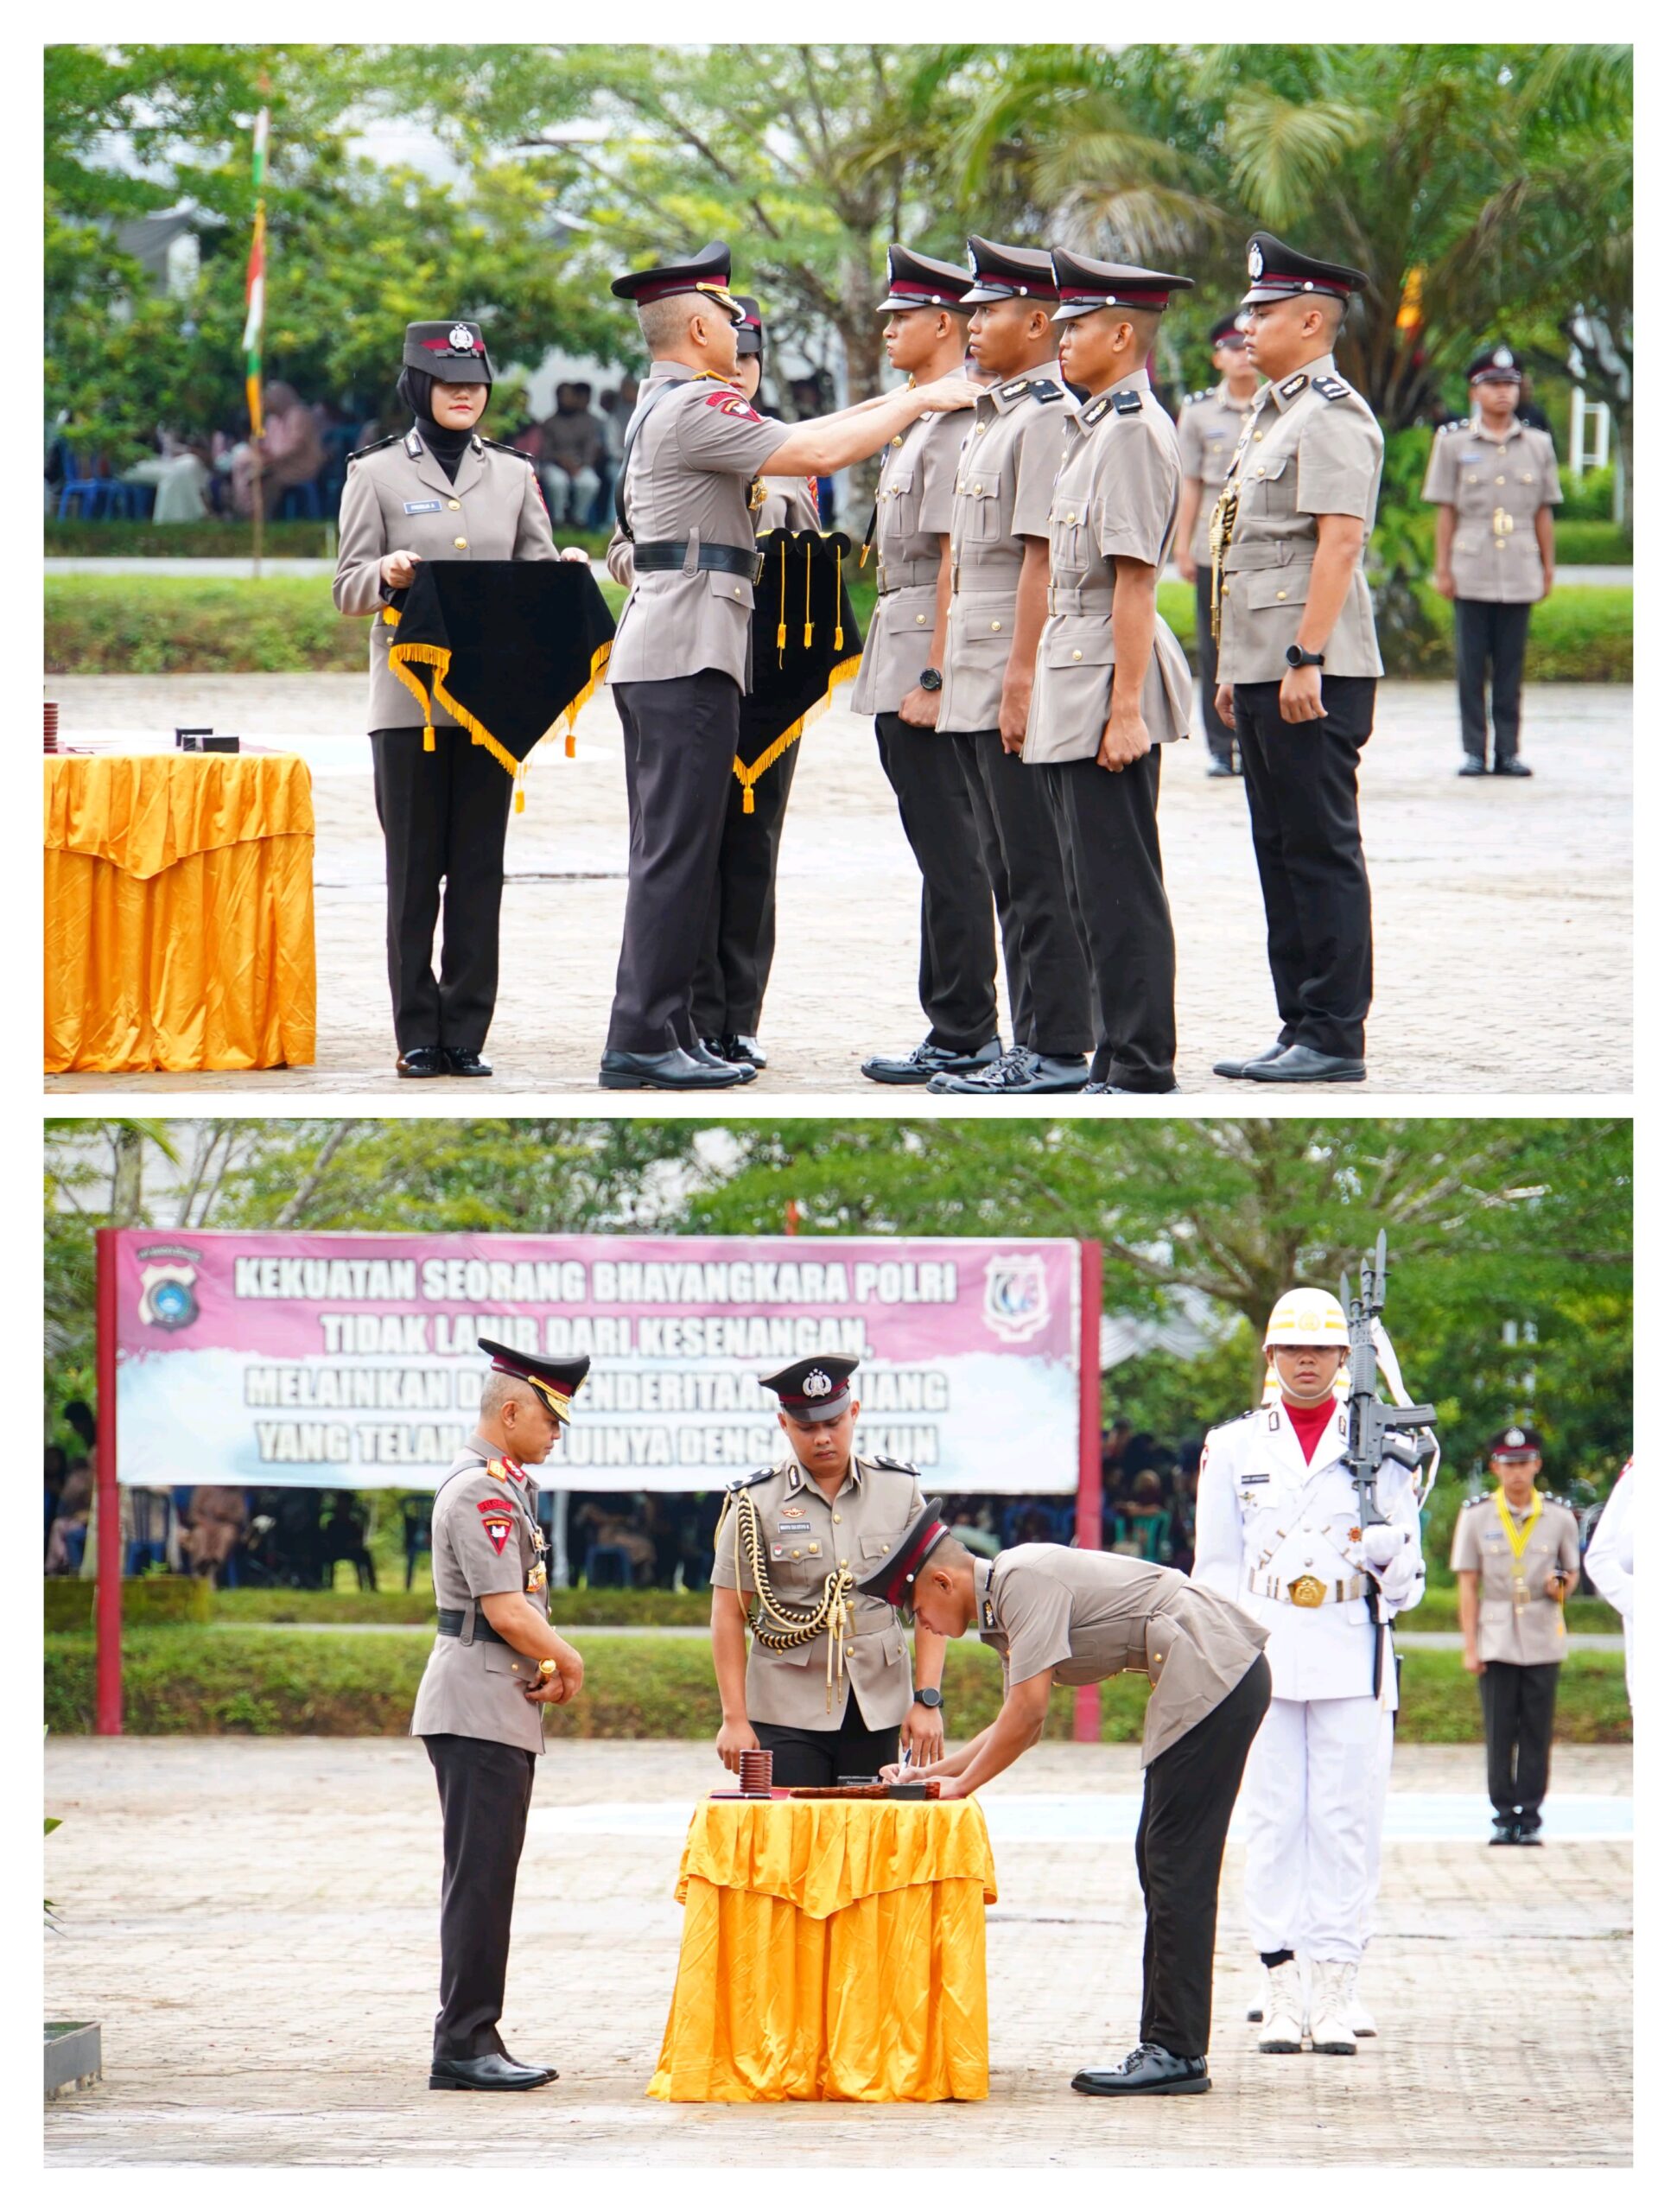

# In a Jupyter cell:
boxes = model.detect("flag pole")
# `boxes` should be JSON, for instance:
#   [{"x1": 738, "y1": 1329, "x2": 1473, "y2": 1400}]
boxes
[{"x1": 245, "y1": 104, "x2": 270, "y2": 579}]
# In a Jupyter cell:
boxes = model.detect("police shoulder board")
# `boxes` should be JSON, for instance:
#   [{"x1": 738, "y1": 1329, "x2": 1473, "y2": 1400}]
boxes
[
  {"x1": 1027, "y1": 378, "x2": 1067, "y2": 404},
  {"x1": 347, "y1": 432, "x2": 400, "y2": 464},
  {"x1": 1312, "y1": 375, "x2": 1351, "y2": 402},
  {"x1": 477, "y1": 435, "x2": 539, "y2": 468},
  {"x1": 725, "y1": 1465, "x2": 778, "y2": 1496},
  {"x1": 868, "y1": 1453, "x2": 924, "y2": 1478}
]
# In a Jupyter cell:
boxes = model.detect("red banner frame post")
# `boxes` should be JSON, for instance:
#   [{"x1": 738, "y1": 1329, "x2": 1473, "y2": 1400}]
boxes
[
  {"x1": 1074, "y1": 1238, "x2": 1103, "y2": 1745},
  {"x1": 94, "y1": 1227, "x2": 123, "y2": 1735}
]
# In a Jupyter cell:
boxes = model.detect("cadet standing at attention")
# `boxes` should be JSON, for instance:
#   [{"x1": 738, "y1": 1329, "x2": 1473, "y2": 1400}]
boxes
[
  {"x1": 873, "y1": 1502, "x2": 1270, "y2": 2095},
  {"x1": 1210, "y1": 234, "x2": 1386, "y2": 1089},
  {"x1": 410, "y1": 1339, "x2": 589, "y2": 2091},
  {"x1": 587, "y1": 242, "x2": 976, "y2": 1091},
  {"x1": 709, "y1": 1357, "x2": 948, "y2": 1786},
  {"x1": 1450, "y1": 1426, "x2": 1580, "y2": 1845},
  {"x1": 1020, "y1": 248, "x2": 1197, "y2": 1096},
  {"x1": 333, "y1": 320, "x2": 557, "y2": 1081},
  {"x1": 1174, "y1": 313, "x2": 1259, "y2": 778},
  {"x1": 851, "y1": 245, "x2": 1007, "y2": 1090},
  {"x1": 924, "y1": 236, "x2": 1095, "y2": 1099},
  {"x1": 1423, "y1": 345, "x2": 1561, "y2": 778}
]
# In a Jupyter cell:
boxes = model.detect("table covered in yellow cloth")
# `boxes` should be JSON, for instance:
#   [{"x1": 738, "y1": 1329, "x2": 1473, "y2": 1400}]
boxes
[
  {"x1": 45, "y1": 751, "x2": 316, "y2": 1073},
  {"x1": 648, "y1": 1795, "x2": 996, "y2": 2104}
]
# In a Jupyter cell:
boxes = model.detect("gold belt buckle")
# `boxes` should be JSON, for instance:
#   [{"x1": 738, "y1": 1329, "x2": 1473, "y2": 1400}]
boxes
[{"x1": 1287, "y1": 1573, "x2": 1327, "y2": 1609}]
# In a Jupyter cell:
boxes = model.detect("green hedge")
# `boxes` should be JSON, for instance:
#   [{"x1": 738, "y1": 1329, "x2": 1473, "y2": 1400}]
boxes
[
  {"x1": 1552, "y1": 519, "x2": 1632, "y2": 565},
  {"x1": 42, "y1": 1577, "x2": 211, "y2": 1632},
  {"x1": 43, "y1": 518, "x2": 615, "y2": 562},
  {"x1": 210, "y1": 1585, "x2": 712, "y2": 1627},
  {"x1": 42, "y1": 1628, "x2": 1629, "y2": 1742}
]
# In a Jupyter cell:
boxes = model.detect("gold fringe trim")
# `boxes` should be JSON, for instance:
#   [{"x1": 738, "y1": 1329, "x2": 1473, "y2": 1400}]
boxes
[
  {"x1": 733, "y1": 652, "x2": 861, "y2": 814},
  {"x1": 534, "y1": 639, "x2": 613, "y2": 761},
  {"x1": 386, "y1": 638, "x2": 441, "y2": 747}
]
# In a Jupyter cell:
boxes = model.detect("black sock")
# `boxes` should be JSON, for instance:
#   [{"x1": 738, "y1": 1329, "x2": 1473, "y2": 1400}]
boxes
[{"x1": 1260, "y1": 1948, "x2": 1294, "y2": 1968}]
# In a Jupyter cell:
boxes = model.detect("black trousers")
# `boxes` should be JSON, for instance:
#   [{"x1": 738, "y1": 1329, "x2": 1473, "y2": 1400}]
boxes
[
  {"x1": 950, "y1": 728, "x2": 1094, "y2": 1059},
  {"x1": 1134, "y1": 1653, "x2": 1270, "y2": 2058},
  {"x1": 1454, "y1": 599, "x2": 1533, "y2": 763},
  {"x1": 1194, "y1": 568, "x2": 1236, "y2": 766},
  {"x1": 751, "y1": 1689, "x2": 902, "y2": 1788},
  {"x1": 875, "y1": 713, "x2": 1001, "y2": 1053},
  {"x1": 607, "y1": 671, "x2": 740, "y2": 1053},
  {"x1": 371, "y1": 728, "x2": 514, "y2": 1053},
  {"x1": 690, "y1": 714, "x2": 800, "y2": 1039},
  {"x1": 1041, "y1": 747, "x2": 1177, "y2": 1090},
  {"x1": 1233, "y1": 677, "x2": 1376, "y2": 1059},
  {"x1": 423, "y1": 1732, "x2": 537, "y2": 2061},
  {"x1": 1479, "y1": 1660, "x2": 1560, "y2": 1824}
]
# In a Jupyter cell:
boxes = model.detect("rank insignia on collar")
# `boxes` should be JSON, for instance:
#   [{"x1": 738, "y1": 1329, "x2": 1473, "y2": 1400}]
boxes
[
  {"x1": 980, "y1": 1595, "x2": 997, "y2": 1632},
  {"x1": 1279, "y1": 372, "x2": 1308, "y2": 400},
  {"x1": 1084, "y1": 397, "x2": 1111, "y2": 423},
  {"x1": 1312, "y1": 376, "x2": 1350, "y2": 400},
  {"x1": 404, "y1": 429, "x2": 424, "y2": 456},
  {"x1": 1000, "y1": 378, "x2": 1030, "y2": 398}
]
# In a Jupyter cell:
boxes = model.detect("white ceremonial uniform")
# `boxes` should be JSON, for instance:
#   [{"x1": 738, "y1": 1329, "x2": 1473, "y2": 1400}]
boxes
[
  {"x1": 1585, "y1": 1459, "x2": 1634, "y2": 1705},
  {"x1": 1193, "y1": 1399, "x2": 1422, "y2": 1965}
]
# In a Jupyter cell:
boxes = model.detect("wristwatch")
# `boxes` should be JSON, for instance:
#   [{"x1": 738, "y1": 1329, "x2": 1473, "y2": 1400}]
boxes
[
  {"x1": 917, "y1": 667, "x2": 943, "y2": 693},
  {"x1": 1285, "y1": 643, "x2": 1326, "y2": 668},
  {"x1": 912, "y1": 1686, "x2": 943, "y2": 1709}
]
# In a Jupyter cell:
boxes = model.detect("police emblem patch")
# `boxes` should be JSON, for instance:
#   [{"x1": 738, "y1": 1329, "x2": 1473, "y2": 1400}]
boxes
[
  {"x1": 705, "y1": 392, "x2": 762, "y2": 420},
  {"x1": 480, "y1": 1516, "x2": 512, "y2": 1556},
  {"x1": 1248, "y1": 241, "x2": 1265, "y2": 278},
  {"x1": 1493, "y1": 346, "x2": 1514, "y2": 368},
  {"x1": 802, "y1": 1367, "x2": 832, "y2": 1399},
  {"x1": 448, "y1": 323, "x2": 475, "y2": 352}
]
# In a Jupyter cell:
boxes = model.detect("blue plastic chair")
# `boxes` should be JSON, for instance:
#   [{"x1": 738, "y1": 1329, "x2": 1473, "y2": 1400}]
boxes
[
  {"x1": 55, "y1": 446, "x2": 111, "y2": 519},
  {"x1": 583, "y1": 1543, "x2": 632, "y2": 1588},
  {"x1": 276, "y1": 479, "x2": 324, "y2": 521}
]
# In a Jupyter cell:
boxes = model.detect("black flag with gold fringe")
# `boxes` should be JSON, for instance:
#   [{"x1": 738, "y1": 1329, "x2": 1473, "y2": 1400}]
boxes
[
  {"x1": 738, "y1": 528, "x2": 862, "y2": 813},
  {"x1": 383, "y1": 559, "x2": 616, "y2": 810}
]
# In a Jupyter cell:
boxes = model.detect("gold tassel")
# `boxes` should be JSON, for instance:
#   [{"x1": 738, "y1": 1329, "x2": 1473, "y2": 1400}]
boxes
[
  {"x1": 776, "y1": 543, "x2": 787, "y2": 664},
  {"x1": 741, "y1": 785, "x2": 756, "y2": 815},
  {"x1": 423, "y1": 726, "x2": 435, "y2": 752},
  {"x1": 803, "y1": 541, "x2": 813, "y2": 648},
  {"x1": 514, "y1": 763, "x2": 527, "y2": 814},
  {"x1": 834, "y1": 539, "x2": 845, "y2": 650},
  {"x1": 731, "y1": 651, "x2": 862, "y2": 812}
]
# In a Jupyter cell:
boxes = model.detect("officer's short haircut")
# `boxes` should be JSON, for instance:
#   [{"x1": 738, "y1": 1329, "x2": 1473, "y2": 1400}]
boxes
[
  {"x1": 1125, "y1": 305, "x2": 1164, "y2": 353},
  {"x1": 925, "y1": 1532, "x2": 974, "y2": 1574},
  {"x1": 1315, "y1": 294, "x2": 1347, "y2": 339},
  {"x1": 638, "y1": 295, "x2": 712, "y2": 352},
  {"x1": 480, "y1": 1370, "x2": 535, "y2": 1421}
]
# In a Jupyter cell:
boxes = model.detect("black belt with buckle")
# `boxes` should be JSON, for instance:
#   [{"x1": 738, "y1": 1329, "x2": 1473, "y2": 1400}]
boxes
[
  {"x1": 632, "y1": 539, "x2": 762, "y2": 582},
  {"x1": 435, "y1": 1606, "x2": 511, "y2": 1647}
]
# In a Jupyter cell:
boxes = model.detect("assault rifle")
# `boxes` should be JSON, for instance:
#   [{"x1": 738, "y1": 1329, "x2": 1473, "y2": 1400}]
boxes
[{"x1": 1338, "y1": 1231, "x2": 1438, "y2": 1531}]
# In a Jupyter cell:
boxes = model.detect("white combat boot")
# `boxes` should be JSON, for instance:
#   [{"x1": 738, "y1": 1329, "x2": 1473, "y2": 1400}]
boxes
[
  {"x1": 1342, "y1": 1961, "x2": 1376, "y2": 2037},
  {"x1": 1256, "y1": 1958, "x2": 1305, "y2": 2054},
  {"x1": 1307, "y1": 1961, "x2": 1358, "y2": 2055}
]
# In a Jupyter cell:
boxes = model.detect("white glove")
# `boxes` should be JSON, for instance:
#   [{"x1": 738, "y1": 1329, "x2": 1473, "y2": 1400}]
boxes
[{"x1": 1360, "y1": 1524, "x2": 1405, "y2": 1571}]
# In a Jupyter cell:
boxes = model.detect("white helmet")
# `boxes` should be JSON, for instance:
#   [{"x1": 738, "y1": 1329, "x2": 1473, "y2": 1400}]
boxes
[{"x1": 1264, "y1": 1288, "x2": 1350, "y2": 1350}]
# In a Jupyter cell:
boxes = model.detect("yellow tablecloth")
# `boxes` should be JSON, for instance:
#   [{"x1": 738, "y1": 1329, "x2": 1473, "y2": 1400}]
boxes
[
  {"x1": 45, "y1": 752, "x2": 316, "y2": 1073},
  {"x1": 648, "y1": 1795, "x2": 996, "y2": 2103}
]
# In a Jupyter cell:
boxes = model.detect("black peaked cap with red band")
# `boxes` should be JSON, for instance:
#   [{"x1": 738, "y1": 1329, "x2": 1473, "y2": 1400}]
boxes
[
  {"x1": 759, "y1": 1354, "x2": 858, "y2": 1427},
  {"x1": 733, "y1": 295, "x2": 764, "y2": 358},
  {"x1": 610, "y1": 239, "x2": 743, "y2": 322},
  {"x1": 961, "y1": 236, "x2": 1058, "y2": 307},
  {"x1": 402, "y1": 320, "x2": 494, "y2": 385},
  {"x1": 1208, "y1": 310, "x2": 1249, "y2": 347},
  {"x1": 1468, "y1": 343, "x2": 1522, "y2": 382},
  {"x1": 1051, "y1": 248, "x2": 1195, "y2": 323},
  {"x1": 1488, "y1": 1423, "x2": 1544, "y2": 1459},
  {"x1": 854, "y1": 1499, "x2": 950, "y2": 1606},
  {"x1": 1240, "y1": 232, "x2": 1369, "y2": 308},
  {"x1": 877, "y1": 243, "x2": 973, "y2": 314},
  {"x1": 479, "y1": 1337, "x2": 589, "y2": 1422}
]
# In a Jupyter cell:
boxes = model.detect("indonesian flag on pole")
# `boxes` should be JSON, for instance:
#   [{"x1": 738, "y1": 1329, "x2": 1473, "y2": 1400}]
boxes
[{"x1": 243, "y1": 109, "x2": 269, "y2": 438}]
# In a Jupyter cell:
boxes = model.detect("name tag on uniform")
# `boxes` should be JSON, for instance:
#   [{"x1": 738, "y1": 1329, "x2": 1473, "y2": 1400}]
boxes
[
  {"x1": 777, "y1": 1518, "x2": 812, "y2": 1534},
  {"x1": 403, "y1": 499, "x2": 443, "y2": 514},
  {"x1": 1242, "y1": 1471, "x2": 1269, "y2": 1484}
]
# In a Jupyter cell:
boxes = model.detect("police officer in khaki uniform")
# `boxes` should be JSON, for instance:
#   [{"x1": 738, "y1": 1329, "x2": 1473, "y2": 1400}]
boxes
[
  {"x1": 1451, "y1": 1425, "x2": 1580, "y2": 1845},
  {"x1": 872, "y1": 1503, "x2": 1270, "y2": 2096},
  {"x1": 708, "y1": 1355, "x2": 948, "y2": 1786},
  {"x1": 590, "y1": 242, "x2": 976, "y2": 1091},
  {"x1": 1021, "y1": 248, "x2": 1197, "y2": 1096},
  {"x1": 924, "y1": 237, "x2": 1095, "y2": 1098},
  {"x1": 1210, "y1": 234, "x2": 1386, "y2": 1089},
  {"x1": 1175, "y1": 314, "x2": 1259, "y2": 776},
  {"x1": 852, "y1": 246, "x2": 1007, "y2": 1090},
  {"x1": 1423, "y1": 346, "x2": 1562, "y2": 779},
  {"x1": 334, "y1": 320, "x2": 557, "y2": 1080},
  {"x1": 410, "y1": 1338, "x2": 589, "y2": 2090}
]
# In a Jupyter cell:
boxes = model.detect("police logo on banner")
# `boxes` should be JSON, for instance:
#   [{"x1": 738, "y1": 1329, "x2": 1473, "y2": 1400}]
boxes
[
  {"x1": 981, "y1": 1252, "x2": 1051, "y2": 1344},
  {"x1": 136, "y1": 1243, "x2": 202, "y2": 1332}
]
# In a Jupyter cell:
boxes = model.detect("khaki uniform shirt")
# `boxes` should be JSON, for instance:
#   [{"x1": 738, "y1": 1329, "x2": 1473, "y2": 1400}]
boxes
[
  {"x1": 937, "y1": 370, "x2": 1078, "y2": 734},
  {"x1": 607, "y1": 361, "x2": 794, "y2": 692},
  {"x1": 756, "y1": 474, "x2": 822, "y2": 534},
  {"x1": 711, "y1": 1452, "x2": 930, "y2": 1732},
  {"x1": 1176, "y1": 385, "x2": 1255, "y2": 564},
  {"x1": 975, "y1": 1544, "x2": 1267, "y2": 1767},
  {"x1": 1421, "y1": 416, "x2": 1562, "y2": 604},
  {"x1": 1450, "y1": 1491, "x2": 1580, "y2": 1666},
  {"x1": 333, "y1": 430, "x2": 557, "y2": 734},
  {"x1": 1215, "y1": 355, "x2": 1385, "y2": 685},
  {"x1": 849, "y1": 405, "x2": 968, "y2": 715},
  {"x1": 1022, "y1": 370, "x2": 1195, "y2": 766},
  {"x1": 410, "y1": 1435, "x2": 551, "y2": 1756}
]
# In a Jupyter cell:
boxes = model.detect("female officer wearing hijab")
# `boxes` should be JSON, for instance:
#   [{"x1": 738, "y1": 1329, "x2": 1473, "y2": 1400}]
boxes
[{"x1": 333, "y1": 320, "x2": 556, "y2": 1078}]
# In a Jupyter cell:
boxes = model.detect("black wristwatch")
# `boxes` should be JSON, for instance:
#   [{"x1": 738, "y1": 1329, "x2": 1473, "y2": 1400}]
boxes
[
  {"x1": 917, "y1": 667, "x2": 943, "y2": 693},
  {"x1": 1285, "y1": 643, "x2": 1326, "y2": 669},
  {"x1": 912, "y1": 1686, "x2": 943, "y2": 1709}
]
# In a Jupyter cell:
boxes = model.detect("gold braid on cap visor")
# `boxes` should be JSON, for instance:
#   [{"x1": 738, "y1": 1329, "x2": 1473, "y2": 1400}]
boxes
[
  {"x1": 527, "y1": 1376, "x2": 574, "y2": 1424},
  {"x1": 718, "y1": 1489, "x2": 857, "y2": 1712}
]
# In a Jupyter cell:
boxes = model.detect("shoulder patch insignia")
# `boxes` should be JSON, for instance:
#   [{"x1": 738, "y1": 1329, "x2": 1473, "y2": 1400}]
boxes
[
  {"x1": 1112, "y1": 390, "x2": 1143, "y2": 415},
  {"x1": 1312, "y1": 376, "x2": 1350, "y2": 401},
  {"x1": 1027, "y1": 378, "x2": 1064, "y2": 403},
  {"x1": 1279, "y1": 372, "x2": 1309, "y2": 400},
  {"x1": 479, "y1": 1514, "x2": 513, "y2": 1557},
  {"x1": 704, "y1": 392, "x2": 763, "y2": 421},
  {"x1": 348, "y1": 433, "x2": 399, "y2": 464}
]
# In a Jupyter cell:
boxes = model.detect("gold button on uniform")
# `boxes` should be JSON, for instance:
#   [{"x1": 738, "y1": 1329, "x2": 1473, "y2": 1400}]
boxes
[
  {"x1": 1072, "y1": 649, "x2": 1083, "y2": 661},
  {"x1": 915, "y1": 614, "x2": 926, "y2": 626},
  {"x1": 448, "y1": 499, "x2": 461, "y2": 511},
  {"x1": 454, "y1": 537, "x2": 467, "y2": 550},
  {"x1": 891, "y1": 435, "x2": 904, "y2": 448},
  {"x1": 1276, "y1": 590, "x2": 1288, "y2": 601},
  {"x1": 833, "y1": 1513, "x2": 842, "y2": 1525},
  {"x1": 846, "y1": 1646, "x2": 855, "y2": 1658},
  {"x1": 990, "y1": 620, "x2": 1001, "y2": 631}
]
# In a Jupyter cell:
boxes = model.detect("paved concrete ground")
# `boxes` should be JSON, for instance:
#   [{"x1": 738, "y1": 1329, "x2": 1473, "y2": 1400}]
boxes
[
  {"x1": 47, "y1": 672, "x2": 1631, "y2": 1096},
  {"x1": 43, "y1": 1737, "x2": 1630, "y2": 2166}
]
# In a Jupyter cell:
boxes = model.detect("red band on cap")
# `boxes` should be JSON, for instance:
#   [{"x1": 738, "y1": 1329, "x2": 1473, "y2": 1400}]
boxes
[
  {"x1": 422, "y1": 337, "x2": 485, "y2": 353},
  {"x1": 884, "y1": 1518, "x2": 949, "y2": 1606}
]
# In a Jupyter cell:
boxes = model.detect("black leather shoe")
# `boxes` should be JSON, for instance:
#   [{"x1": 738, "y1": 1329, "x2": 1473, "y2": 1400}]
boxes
[
  {"x1": 1072, "y1": 2044, "x2": 1210, "y2": 2097},
  {"x1": 429, "y1": 2051, "x2": 554, "y2": 2091},
  {"x1": 504, "y1": 2052, "x2": 560, "y2": 2082},
  {"x1": 1084, "y1": 1081, "x2": 1183, "y2": 1094},
  {"x1": 1206, "y1": 760, "x2": 1241, "y2": 779},
  {"x1": 1458, "y1": 758, "x2": 1489, "y2": 778},
  {"x1": 598, "y1": 1048, "x2": 747, "y2": 1090},
  {"x1": 397, "y1": 1046, "x2": 446, "y2": 1078},
  {"x1": 441, "y1": 1048, "x2": 492, "y2": 1077},
  {"x1": 1492, "y1": 758, "x2": 1534, "y2": 778},
  {"x1": 692, "y1": 1039, "x2": 757, "y2": 1081},
  {"x1": 1212, "y1": 1041, "x2": 1286, "y2": 1079},
  {"x1": 719, "y1": 1033, "x2": 767, "y2": 1069},
  {"x1": 928, "y1": 1048, "x2": 1091, "y2": 1096},
  {"x1": 861, "y1": 1037, "x2": 1002, "y2": 1085},
  {"x1": 1489, "y1": 1817, "x2": 1521, "y2": 1846},
  {"x1": 1243, "y1": 1044, "x2": 1366, "y2": 1084}
]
